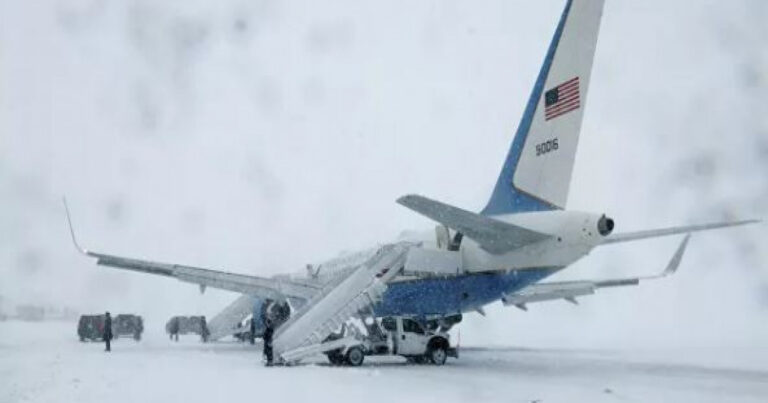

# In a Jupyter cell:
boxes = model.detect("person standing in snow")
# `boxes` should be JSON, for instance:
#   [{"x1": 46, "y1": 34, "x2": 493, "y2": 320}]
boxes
[
  {"x1": 169, "y1": 317, "x2": 180, "y2": 341},
  {"x1": 200, "y1": 316, "x2": 209, "y2": 343},
  {"x1": 249, "y1": 317, "x2": 256, "y2": 345},
  {"x1": 103, "y1": 312, "x2": 113, "y2": 352},
  {"x1": 263, "y1": 319, "x2": 274, "y2": 366}
]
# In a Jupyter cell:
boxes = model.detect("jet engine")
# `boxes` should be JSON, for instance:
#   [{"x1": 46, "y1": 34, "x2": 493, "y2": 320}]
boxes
[{"x1": 597, "y1": 214, "x2": 615, "y2": 236}]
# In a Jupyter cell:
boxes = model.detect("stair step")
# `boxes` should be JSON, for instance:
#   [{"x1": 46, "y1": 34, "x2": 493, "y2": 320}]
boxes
[{"x1": 272, "y1": 243, "x2": 408, "y2": 362}]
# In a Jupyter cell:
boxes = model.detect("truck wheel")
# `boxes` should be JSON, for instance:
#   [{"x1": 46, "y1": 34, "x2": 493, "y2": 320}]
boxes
[
  {"x1": 428, "y1": 347, "x2": 447, "y2": 366},
  {"x1": 345, "y1": 346, "x2": 364, "y2": 367},
  {"x1": 327, "y1": 351, "x2": 344, "y2": 366}
]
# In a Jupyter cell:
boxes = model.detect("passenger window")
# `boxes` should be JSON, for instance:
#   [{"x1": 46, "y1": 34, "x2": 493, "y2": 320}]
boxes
[
  {"x1": 402, "y1": 319, "x2": 425, "y2": 335},
  {"x1": 381, "y1": 317, "x2": 396, "y2": 331}
]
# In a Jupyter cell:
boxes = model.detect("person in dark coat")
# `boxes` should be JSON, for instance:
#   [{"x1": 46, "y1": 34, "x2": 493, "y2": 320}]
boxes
[
  {"x1": 169, "y1": 317, "x2": 180, "y2": 341},
  {"x1": 200, "y1": 316, "x2": 209, "y2": 343},
  {"x1": 263, "y1": 319, "x2": 274, "y2": 366},
  {"x1": 103, "y1": 312, "x2": 113, "y2": 352}
]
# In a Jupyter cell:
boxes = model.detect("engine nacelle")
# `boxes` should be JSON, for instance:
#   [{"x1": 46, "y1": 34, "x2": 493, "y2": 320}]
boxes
[
  {"x1": 597, "y1": 214, "x2": 615, "y2": 236},
  {"x1": 460, "y1": 210, "x2": 617, "y2": 271}
]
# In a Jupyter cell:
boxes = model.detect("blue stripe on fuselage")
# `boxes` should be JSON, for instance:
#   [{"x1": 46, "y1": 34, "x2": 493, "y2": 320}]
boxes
[{"x1": 373, "y1": 268, "x2": 559, "y2": 317}]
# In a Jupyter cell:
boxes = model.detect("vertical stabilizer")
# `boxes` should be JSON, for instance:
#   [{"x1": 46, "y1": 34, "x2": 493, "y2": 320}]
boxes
[{"x1": 483, "y1": 0, "x2": 605, "y2": 215}]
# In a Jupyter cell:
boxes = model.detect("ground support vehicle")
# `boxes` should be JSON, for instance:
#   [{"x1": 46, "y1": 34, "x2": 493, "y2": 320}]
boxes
[
  {"x1": 77, "y1": 314, "x2": 105, "y2": 342},
  {"x1": 283, "y1": 316, "x2": 458, "y2": 366},
  {"x1": 113, "y1": 314, "x2": 143, "y2": 341}
]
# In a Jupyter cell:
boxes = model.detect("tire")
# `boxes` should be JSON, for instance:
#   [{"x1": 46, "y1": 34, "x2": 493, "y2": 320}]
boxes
[
  {"x1": 428, "y1": 346, "x2": 447, "y2": 366},
  {"x1": 345, "y1": 346, "x2": 365, "y2": 367},
  {"x1": 327, "y1": 351, "x2": 344, "y2": 366}
]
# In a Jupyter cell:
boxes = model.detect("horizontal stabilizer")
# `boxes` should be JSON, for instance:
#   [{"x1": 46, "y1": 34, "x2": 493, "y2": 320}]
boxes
[
  {"x1": 397, "y1": 194, "x2": 550, "y2": 254},
  {"x1": 602, "y1": 220, "x2": 759, "y2": 245}
]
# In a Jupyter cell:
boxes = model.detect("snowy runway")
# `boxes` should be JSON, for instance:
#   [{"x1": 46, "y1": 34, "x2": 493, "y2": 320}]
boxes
[{"x1": 3, "y1": 321, "x2": 767, "y2": 403}]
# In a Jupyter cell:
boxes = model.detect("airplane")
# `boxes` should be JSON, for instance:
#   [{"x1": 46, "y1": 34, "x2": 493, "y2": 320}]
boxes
[{"x1": 65, "y1": 0, "x2": 757, "y2": 355}]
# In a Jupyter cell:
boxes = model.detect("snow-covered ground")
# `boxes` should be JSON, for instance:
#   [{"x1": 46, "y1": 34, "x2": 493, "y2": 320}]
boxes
[{"x1": 3, "y1": 320, "x2": 767, "y2": 403}]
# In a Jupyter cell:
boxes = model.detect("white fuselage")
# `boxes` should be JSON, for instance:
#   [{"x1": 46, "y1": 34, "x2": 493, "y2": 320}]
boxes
[{"x1": 460, "y1": 210, "x2": 606, "y2": 272}]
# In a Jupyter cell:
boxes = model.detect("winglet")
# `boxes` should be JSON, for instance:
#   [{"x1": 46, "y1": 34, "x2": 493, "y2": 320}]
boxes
[
  {"x1": 647, "y1": 234, "x2": 690, "y2": 280},
  {"x1": 62, "y1": 197, "x2": 89, "y2": 256}
]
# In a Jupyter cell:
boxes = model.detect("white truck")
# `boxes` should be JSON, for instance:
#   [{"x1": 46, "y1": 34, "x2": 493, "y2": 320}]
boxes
[{"x1": 323, "y1": 316, "x2": 458, "y2": 366}]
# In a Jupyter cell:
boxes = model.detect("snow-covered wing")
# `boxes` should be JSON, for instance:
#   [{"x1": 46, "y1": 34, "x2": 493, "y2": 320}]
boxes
[
  {"x1": 87, "y1": 251, "x2": 321, "y2": 299},
  {"x1": 397, "y1": 194, "x2": 551, "y2": 254},
  {"x1": 503, "y1": 235, "x2": 690, "y2": 309}
]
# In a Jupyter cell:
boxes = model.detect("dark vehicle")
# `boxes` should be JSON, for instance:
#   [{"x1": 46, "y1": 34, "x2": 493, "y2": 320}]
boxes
[
  {"x1": 165, "y1": 316, "x2": 208, "y2": 339},
  {"x1": 78, "y1": 314, "x2": 105, "y2": 342},
  {"x1": 113, "y1": 314, "x2": 144, "y2": 341}
]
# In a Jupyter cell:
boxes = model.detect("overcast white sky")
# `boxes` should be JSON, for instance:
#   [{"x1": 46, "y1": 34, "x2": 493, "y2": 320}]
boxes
[{"x1": 1, "y1": 0, "x2": 767, "y2": 349}]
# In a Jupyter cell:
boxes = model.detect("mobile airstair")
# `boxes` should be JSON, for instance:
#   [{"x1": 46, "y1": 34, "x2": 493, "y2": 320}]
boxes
[
  {"x1": 206, "y1": 294, "x2": 254, "y2": 341},
  {"x1": 272, "y1": 243, "x2": 409, "y2": 364}
]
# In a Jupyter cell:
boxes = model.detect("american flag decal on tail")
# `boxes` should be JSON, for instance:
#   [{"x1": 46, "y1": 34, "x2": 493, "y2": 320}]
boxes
[{"x1": 544, "y1": 77, "x2": 580, "y2": 121}]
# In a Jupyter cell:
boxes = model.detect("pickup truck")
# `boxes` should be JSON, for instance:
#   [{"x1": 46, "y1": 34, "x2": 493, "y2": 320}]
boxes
[{"x1": 325, "y1": 316, "x2": 458, "y2": 366}]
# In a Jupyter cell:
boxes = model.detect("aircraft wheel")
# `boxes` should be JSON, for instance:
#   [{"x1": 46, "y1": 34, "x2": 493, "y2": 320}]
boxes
[
  {"x1": 428, "y1": 347, "x2": 447, "y2": 366},
  {"x1": 345, "y1": 346, "x2": 365, "y2": 367}
]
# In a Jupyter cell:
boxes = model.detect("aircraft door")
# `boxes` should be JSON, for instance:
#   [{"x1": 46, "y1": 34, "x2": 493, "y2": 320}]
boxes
[{"x1": 397, "y1": 318, "x2": 428, "y2": 356}]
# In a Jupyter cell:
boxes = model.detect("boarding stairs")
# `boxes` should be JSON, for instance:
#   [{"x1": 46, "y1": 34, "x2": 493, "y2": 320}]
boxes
[
  {"x1": 206, "y1": 294, "x2": 254, "y2": 341},
  {"x1": 273, "y1": 243, "x2": 409, "y2": 363}
]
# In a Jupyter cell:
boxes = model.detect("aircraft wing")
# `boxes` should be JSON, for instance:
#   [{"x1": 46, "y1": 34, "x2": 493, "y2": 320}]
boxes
[
  {"x1": 502, "y1": 235, "x2": 690, "y2": 310},
  {"x1": 85, "y1": 251, "x2": 321, "y2": 300},
  {"x1": 64, "y1": 202, "x2": 320, "y2": 300},
  {"x1": 397, "y1": 194, "x2": 551, "y2": 254}
]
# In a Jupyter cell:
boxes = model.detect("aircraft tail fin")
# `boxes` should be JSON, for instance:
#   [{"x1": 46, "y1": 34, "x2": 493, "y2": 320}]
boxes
[{"x1": 483, "y1": 0, "x2": 605, "y2": 215}]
